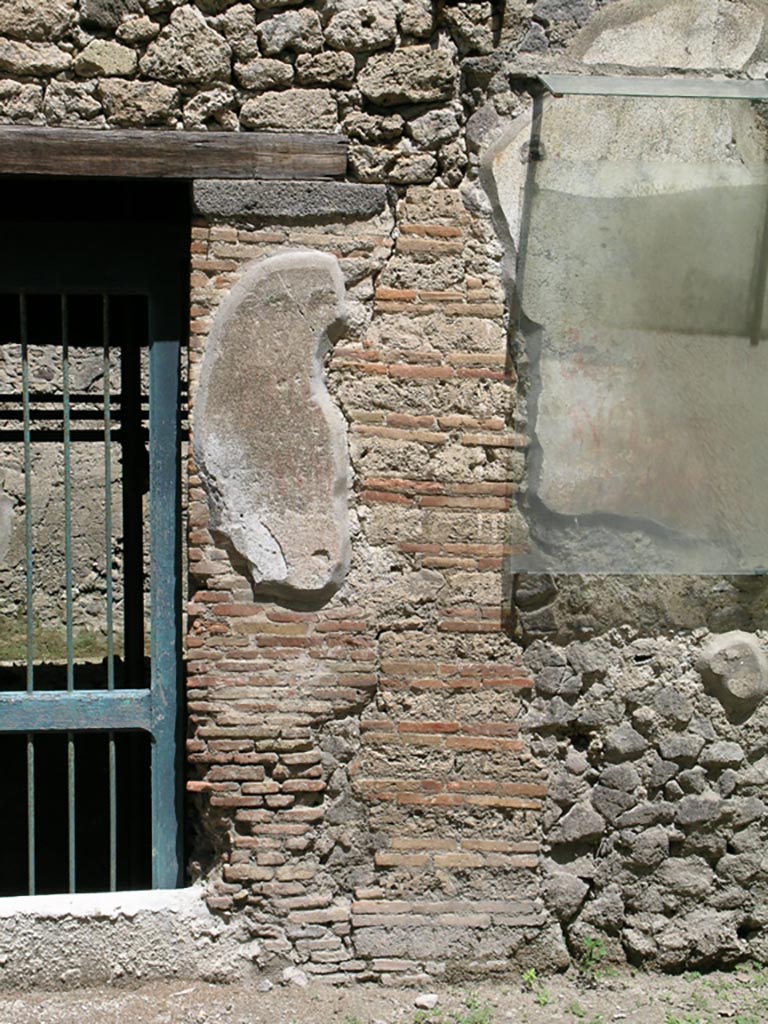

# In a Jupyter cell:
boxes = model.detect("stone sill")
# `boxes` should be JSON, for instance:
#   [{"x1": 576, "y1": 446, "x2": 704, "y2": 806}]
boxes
[{"x1": 0, "y1": 885, "x2": 205, "y2": 920}]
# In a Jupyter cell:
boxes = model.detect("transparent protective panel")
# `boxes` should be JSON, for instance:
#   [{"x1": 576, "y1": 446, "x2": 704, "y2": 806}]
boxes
[{"x1": 514, "y1": 94, "x2": 768, "y2": 573}]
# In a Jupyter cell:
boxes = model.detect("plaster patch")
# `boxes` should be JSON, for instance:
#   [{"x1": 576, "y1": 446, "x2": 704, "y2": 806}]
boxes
[
  {"x1": 483, "y1": 82, "x2": 768, "y2": 571},
  {"x1": 571, "y1": 0, "x2": 766, "y2": 71},
  {"x1": 194, "y1": 251, "x2": 351, "y2": 604},
  {"x1": 0, "y1": 886, "x2": 259, "y2": 987}
]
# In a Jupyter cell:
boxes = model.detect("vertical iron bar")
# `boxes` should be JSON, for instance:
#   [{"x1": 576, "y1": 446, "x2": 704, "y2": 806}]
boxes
[
  {"x1": 21, "y1": 295, "x2": 33, "y2": 692},
  {"x1": 68, "y1": 736, "x2": 75, "y2": 893},
  {"x1": 120, "y1": 343, "x2": 144, "y2": 689},
  {"x1": 62, "y1": 295, "x2": 74, "y2": 692},
  {"x1": 104, "y1": 296, "x2": 117, "y2": 892},
  {"x1": 121, "y1": 322, "x2": 145, "y2": 881},
  {"x1": 26, "y1": 737, "x2": 35, "y2": 896},
  {"x1": 62, "y1": 295, "x2": 76, "y2": 893},
  {"x1": 108, "y1": 735, "x2": 116, "y2": 891},
  {"x1": 21, "y1": 294, "x2": 35, "y2": 895}
]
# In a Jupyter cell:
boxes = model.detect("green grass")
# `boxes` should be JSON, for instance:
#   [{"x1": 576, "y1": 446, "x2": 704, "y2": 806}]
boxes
[
  {"x1": 414, "y1": 992, "x2": 493, "y2": 1024},
  {"x1": 521, "y1": 968, "x2": 550, "y2": 1007},
  {"x1": 576, "y1": 937, "x2": 607, "y2": 985}
]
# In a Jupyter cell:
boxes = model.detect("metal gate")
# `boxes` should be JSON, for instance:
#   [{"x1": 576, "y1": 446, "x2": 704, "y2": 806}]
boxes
[{"x1": 0, "y1": 182, "x2": 186, "y2": 895}]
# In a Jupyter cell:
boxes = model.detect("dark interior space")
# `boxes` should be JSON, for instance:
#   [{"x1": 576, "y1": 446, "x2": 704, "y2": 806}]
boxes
[{"x1": 0, "y1": 730, "x2": 152, "y2": 897}]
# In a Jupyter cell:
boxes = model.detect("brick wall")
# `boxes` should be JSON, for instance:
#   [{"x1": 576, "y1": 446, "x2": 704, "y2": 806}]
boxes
[{"x1": 183, "y1": 182, "x2": 566, "y2": 978}]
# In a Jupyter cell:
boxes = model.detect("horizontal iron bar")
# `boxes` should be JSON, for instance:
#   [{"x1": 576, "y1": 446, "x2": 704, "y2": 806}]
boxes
[
  {"x1": 0, "y1": 392, "x2": 139, "y2": 403},
  {"x1": 0, "y1": 402, "x2": 148, "y2": 413},
  {"x1": 0, "y1": 689, "x2": 152, "y2": 732},
  {"x1": 538, "y1": 74, "x2": 768, "y2": 100},
  {"x1": 0, "y1": 429, "x2": 137, "y2": 442},
  {"x1": 0, "y1": 410, "x2": 130, "y2": 422}
]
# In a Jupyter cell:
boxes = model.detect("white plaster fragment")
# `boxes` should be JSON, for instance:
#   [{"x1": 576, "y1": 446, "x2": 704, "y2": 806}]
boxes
[{"x1": 194, "y1": 251, "x2": 351, "y2": 604}]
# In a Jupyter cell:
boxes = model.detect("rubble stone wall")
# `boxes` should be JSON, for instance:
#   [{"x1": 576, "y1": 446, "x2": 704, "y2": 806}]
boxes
[{"x1": 4, "y1": 0, "x2": 768, "y2": 984}]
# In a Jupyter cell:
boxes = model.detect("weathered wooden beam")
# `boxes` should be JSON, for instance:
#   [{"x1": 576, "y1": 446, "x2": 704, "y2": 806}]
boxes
[{"x1": 0, "y1": 127, "x2": 348, "y2": 180}]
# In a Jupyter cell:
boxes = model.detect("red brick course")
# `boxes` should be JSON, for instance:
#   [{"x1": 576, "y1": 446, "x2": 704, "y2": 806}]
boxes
[{"x1": 185, "y1": 188, "x2": 543, "y2": 979}]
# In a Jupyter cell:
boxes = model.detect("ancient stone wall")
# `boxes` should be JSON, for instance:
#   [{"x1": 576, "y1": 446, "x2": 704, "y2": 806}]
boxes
[
  {"x1": 3, "y1": 0, "x2": 768, "y2": 985},
  {"x1": 184, "y1": 183, "x2": 552, "y2": 982}
]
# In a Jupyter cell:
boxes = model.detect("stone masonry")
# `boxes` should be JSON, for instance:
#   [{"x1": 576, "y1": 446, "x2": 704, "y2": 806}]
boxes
[{"x1": 3, "y1": 0, "x2": 768, "y2": 987}]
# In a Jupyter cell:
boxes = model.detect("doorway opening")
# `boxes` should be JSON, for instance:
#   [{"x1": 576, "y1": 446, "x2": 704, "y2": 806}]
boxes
[{"x1": 0, "y1": 179, "x2": 189, "y2": 895}]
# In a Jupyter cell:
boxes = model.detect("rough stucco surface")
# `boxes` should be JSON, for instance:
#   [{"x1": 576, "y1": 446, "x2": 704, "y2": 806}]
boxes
[
  {"x1": 0, "y1": 889, "x2": 258, "y2": 988},
  {"x1": 193, "y1": 251, "x2": 351, "y2": 603},
  {"x1": 484, "y1": 1, "x2": 768, "y2": 573},
  {"x1": 571, "y1": 0, "x2": 768, "y2": 70}
]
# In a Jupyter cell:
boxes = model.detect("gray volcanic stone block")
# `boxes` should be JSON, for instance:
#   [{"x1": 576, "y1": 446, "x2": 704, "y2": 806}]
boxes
[
  {"x1": 599, "y1": 764, "x2": 640, "y2": 792},
  {"x1": 533, "y1": 666, "x2": 581, "y2": 698},
  {"x1": 234, "y1": 57, "x2": 293, "y2": 91},
  {"x1": 0, "y1": 80, "x2": 44, "y2": 122},
  {"x1": 324, "y1": 3, "x2": 398, "y2": 53},
  {"x1": 653, "y1": 686, "x2": 694, "y2": 725},
  {"x1": 657, "y1": 856, "x2": 714, "y2": 898},
  {"x1": 701, "y1": 741, "x2": 745, "y2": 769},
  {"x1": 80, "y1": 0, "x2": 140, "y2": 31},
  {"x1": 591, "y1": 785, "x2": 634, "y2": 825},
  {"x1": 676, "y1": 793, "x2": 722, "y2": 828},
  {"x1": 239, "y1": 88, "x2": 336, "y2": 130},
  {"x1": 604, "y1": 724, "x2": 647, "y2": 762},
  {"x1": 98, "y1": 79, "x2": 179, "y2": 127},
  {"x1": 549, "y1": 803, "x2": 605, "y2": 845},
  {"x1": 257, "y1": 9, "x2": 323, "y2": 55},
  {"x1": 627, "y1": 825, "x2": 669, "y2": 871},
  {"x1": 194, "y1": 252, "x2": 351, "y2": 604},
  {"x1": 358, "y1": 45, "x2": 457, "y2": 105},
  {"x1": 513, "y1": 573, "x2": 557, "y2": 611},
  {"x1": 192, "y1": 180, "x2": 388, "y2": 222},
  {"x1": 0, "y1": 0, "x2": 75, "y2": 40},
  {"x1": 140, "y1": 7, "x2": 230, "y2": 84},
  {"x1": 74, "y1": 40, "x2": 138, "y2": 78},
  {"x1": 0, "y1": 39, "x2": 71, "y2": 75},
  {"x1": 533, "y1": 0, "x2": 591, "y2": 27},
  {"x1": 543, "y1": 870, "x2": 589, "y2": 921},
  {"x1": 657, "y1": 733, "x2": 705, "y2": 764},
  {"x1": 295, "y1": 51, "x2": 356, "y2": 87},
  {"x1": 697, "y1": 631, "x2": 768, "y2": 715}
]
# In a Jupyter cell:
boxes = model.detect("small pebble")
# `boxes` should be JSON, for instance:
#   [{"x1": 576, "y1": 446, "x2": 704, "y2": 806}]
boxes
[
  {"x1": 281, "y1": 966, "x2": 309, "y2": 988},
  {"x1": 414, "y1": 994, "x2": 439, "y2": 1010}
]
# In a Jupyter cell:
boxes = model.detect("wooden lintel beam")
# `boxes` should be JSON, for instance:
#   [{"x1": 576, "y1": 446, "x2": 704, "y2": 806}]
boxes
[{"x1": 0, "y1": 126, "x2": 348, "y2": 180}]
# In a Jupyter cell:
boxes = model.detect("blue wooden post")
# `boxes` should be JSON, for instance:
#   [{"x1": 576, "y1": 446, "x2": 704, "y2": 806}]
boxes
[{"x1": 149, "y1": 333, "x2": 182, "y2": 889}]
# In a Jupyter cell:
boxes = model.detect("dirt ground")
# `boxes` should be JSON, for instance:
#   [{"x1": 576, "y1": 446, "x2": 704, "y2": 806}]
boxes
[{"x1": 2, "y1": 965, "x2": 768, "y2": 1024}]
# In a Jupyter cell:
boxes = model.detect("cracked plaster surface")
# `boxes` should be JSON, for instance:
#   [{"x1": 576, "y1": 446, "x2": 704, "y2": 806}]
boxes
[{"x1": 193, "y1": 250, "x2": 351, "y2": 605}]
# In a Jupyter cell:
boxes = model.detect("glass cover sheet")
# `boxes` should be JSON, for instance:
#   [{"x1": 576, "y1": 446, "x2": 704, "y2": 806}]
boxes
[{"x1": 514, "y1": 94, "x2": 768, "y2": 573}]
